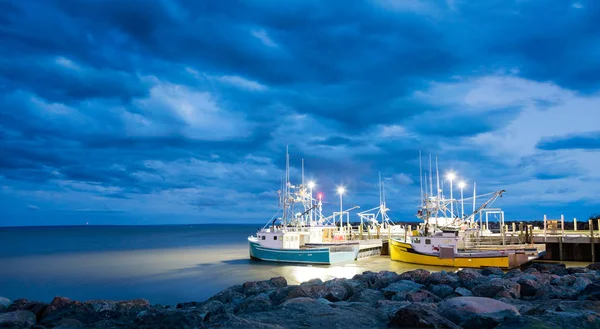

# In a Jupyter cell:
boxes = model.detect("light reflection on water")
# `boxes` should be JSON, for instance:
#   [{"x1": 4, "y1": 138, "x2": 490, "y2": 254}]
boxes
[
  {"x1": 0, "y1": 243, "x2": 458, "y2": 305},
  {"x1": 0, "y1": 226, "x2": 591, "y2": 306}
]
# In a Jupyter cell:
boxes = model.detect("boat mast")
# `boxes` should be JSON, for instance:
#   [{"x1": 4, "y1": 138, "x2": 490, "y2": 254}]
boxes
[{"x1": 419, "y1": 151, "x2": 423, "y2": 208}]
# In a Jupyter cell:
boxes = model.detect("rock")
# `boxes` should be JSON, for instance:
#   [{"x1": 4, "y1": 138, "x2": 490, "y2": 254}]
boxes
[
  {"x1": 242, "y1": 277, "x2": 287, "y2": 296},
  {"x1": 0, "y1": 297, "x2": 10, "y2": 312},
  {"x1": 531, "y1": 262, "x2": 568, "y2": 276},
  {"x1": 322, "y1": 278, "x2": 354, "y2": 302},
  {"x1": 284, "y1": 284, "x2": 327, "y2": 300},
  {"x1": 208, "y1": 285, "x2": 246, "y2": 312},
  {"x1": 551, "y1": 275, "x2": 576, "y2": 286},
  {"x1": 6, "y1": 299, "x2": 48, "y2": 322},
  {"x1": 349, "y1": 289, "x2": 385, "y2": 305},
  {"x1": 388, "y1": 303, "x2": 460, "y2": 329},
  {"x1": 481, "y1": 267, "x2": 504, "y2": 276},
  {"x1": 399, "y1": 269, "x2": 431, "y2": 284},
  {"x1": 518, "y1": 278, "x2": 542, "y2": 297},
  {"x1": 587, "y1": 263, "x2": 600, "y2": 271},
  {"x1": 0, "y1": 310, "x2": 37, "y2": 328},
  {"x1": 537, "y1": 285, "x2": 579, "y2": 300},
  {"x1": 504, "y1": 268, "x2": 522, "y2": 279},
  {"x1": 425, "y1": 271, "x2": 461, "y2": 289},
  {"x1": 573, "y1": 277, "x2": 592, "y2": 292},
  {"x1": 300, "y1": 278, "x2": 323, "y2": 286},
  {"x1": 472, "y1": 279, "x2": 521, "y2": 299},
  {"x1": 455, "y1": 287, "x2": 473, "y2": 297},
  {"x1": 136, "y1": 308, "x2": 209, "y2": 328},
  {"x1": 438, "y1": 296, "x2": 519, "y2": 328},
  {"x1": 381, "y1": 280, "x2": 423, "y2": 299},
  {"x1": 399, "y1": 289, "x2": 441, "y2": 303},
  {"x1": 39, "y1": 297, "x2": 151, "y2": 327},
  {"x1": 429, "y1": 284, "x2": 455, "y2": 299},
  {"x1": 54, "y1": 318, "x2": 83, "y2": 328},
  {"x1": 456, "y1": 268, "x2": 487, "y2": 289},
  {"x1": 494, "y1": 316, "x2": 553, "y2": 329},
  {"x1": 375, "y1": 300, "x2": 410, "y2": 319},
  {"x1": 580, "y1": 283, "x2": 600, "y2": 301},
  {"x1": 353, "y1": 271, "x2": 402, "y2": 290},
  {"x1": 567, "y1": 267, "x2": 589, "y2": 274},
  {"x1": 236, "y1": 293, "x2": 272, "y2": 314}
]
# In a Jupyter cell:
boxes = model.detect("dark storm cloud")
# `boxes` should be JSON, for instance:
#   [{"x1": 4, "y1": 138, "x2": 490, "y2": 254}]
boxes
[
  {"x1": 1, "y1": 0, "x2": 599, "y2": 224},
  {"x1": 536, "y1": 132, "x2": 600, "y2": 151}
]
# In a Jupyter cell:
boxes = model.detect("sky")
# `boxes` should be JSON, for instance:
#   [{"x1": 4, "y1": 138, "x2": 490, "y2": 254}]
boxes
[{"x1": 1, "y1": 0, "x2": 599, "y2": 226}]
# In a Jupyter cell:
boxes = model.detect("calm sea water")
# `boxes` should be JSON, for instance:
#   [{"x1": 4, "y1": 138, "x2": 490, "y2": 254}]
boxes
[{"x1": 0, "y1": 225, "x2": 588, "y2": 305}]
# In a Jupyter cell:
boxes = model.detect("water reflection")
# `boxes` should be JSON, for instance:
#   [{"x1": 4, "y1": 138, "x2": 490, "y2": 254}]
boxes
[{"x1": 0, "y1": 244, "x2": 589, "y2": 306}]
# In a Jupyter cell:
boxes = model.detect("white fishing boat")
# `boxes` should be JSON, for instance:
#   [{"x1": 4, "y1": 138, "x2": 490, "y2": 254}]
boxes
[
  {"x1": 389, "y1": 153, "x2": 546, "y2": 269},
  {"x1": 248, "y1": 148, "x2": 380, "y2": 265}
]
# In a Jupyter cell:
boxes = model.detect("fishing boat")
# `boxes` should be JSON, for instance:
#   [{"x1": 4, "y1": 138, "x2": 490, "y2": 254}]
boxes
[
  {"x1": 388, "y1": 153, "x2": 546, "y2": 269},
  {"x1": 248, "y1": 148, "x2": 378, "y2": 265}
]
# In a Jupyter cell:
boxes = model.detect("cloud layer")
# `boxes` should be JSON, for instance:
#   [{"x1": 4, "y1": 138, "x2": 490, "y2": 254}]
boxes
[{"x1": 1, "y1": 0, "x2": 599, "y2": 225}]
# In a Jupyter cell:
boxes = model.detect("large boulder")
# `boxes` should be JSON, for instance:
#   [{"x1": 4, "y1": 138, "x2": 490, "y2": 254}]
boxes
[
  {"x1": 235, "y1": 293, "x2": 272, "y2": 314},
  {"x1": 429, "y1": 284, "x2": 455, "y2": 299},
  {"x1": 536, "y1": 285, "x2": 579, "y2": 300},
  {"x1": 580, "y1": 283, "x2": 600, "y2": 301},
  {"x1": 573, "y1": 277, "x2": 592, "y2": 292},
  {"x1": 518, "y1": 278, "x2": 543, "y2": 297},
  {"x1": 0, "y1": 310, "x2": 37, "y2": 328},
  {"x1": 472, "y1": 279, "x2": 521, "y2": 299},
  {"x1": 242, "y1": 277, "x2": 287, "y2": 296},
  {"x1": 481, "y1": 267, "x2": 504, "y2": 276},
  {"x1": 381, "y1": 280, "x2": 423, "y2": 299},
  {"x1": 0, "y1": 297, "x2": 10, "y2": 312},
  {"x1": 349, "y1": 289, "x2": 385, "y2": 305},
  {"x1": 438, "y1": 296, "x2": 519, "y2": 328},
  {"x1": 388, "y1": 303, "x2": 460, "y2": 329},
  {"x1": 530, "y1": 263, "x2": 568, "y2": 276},
  {"x1": 352, "y1": 271, "x2": 401, "y2": 290},
  {"x1": 6, "y1": 299, "x2": 48, "y2": 322},
  {"x1": 454, "y1": 287, "x2": 473, "y2": 297},
  {"x1": 399, "y1": 269, "x2": 431, "y2": 284},
  {"x1": 425, "y1": 271, "x2": 461, "y2": 289},
  {"x1": 551, "y1": 275, "x2": 576, "y2": 286},
  {"x1": 456, "y1": 268, "x2": 487, "y2": 289},
  {"x1": 586, "y1": 263, "x2": 600, "y2": 271},
  {"x1": 40, "y1": 297, "x2": 151, "y2": 327}
]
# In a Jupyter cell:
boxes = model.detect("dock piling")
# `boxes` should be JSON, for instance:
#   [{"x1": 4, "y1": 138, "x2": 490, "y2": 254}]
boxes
[
  {"x1": 559, "y1": 235, "x2": 563, "y2": 261},
  {"x1": 574, "y1": 218, "x2": 577, "y2": 232},
  {"x1": 544, "y1": 215, "x2": 547, "y2": 242},
  {"x1": 561, "y1": 214, "x2": 565, "y2": 237},
  {"x1": 590, "y1": 219, "x2": 595, "y2": 263}
]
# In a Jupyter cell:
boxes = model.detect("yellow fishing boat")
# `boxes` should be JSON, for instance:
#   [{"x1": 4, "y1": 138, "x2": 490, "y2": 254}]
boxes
[{"x1": 389, "y1": 228, "x2": 545, "y2": 269}]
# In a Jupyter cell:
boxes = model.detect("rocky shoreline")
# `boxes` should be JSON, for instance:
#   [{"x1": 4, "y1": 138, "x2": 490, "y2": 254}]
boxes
[{"x1": 2, "y1": 262, "x2": 600, "y2": 328}]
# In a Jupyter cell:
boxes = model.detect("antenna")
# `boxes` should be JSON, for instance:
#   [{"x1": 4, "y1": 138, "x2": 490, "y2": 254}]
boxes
[
  {"x1": 435, "y1": 156, "x2": 440, "y2": 201},
  {"x1": 429, "y1": 154, "x2": 433, "y2": 206},
  {"x1": 472, "y1": 181, "x2": 477, "y2": 214},
  {"x1": 301, "y1": 158, "x2": 305, "y2": 187},
  {"x1": 419, "y1": 151, "x2": 423, "y2": 205}
]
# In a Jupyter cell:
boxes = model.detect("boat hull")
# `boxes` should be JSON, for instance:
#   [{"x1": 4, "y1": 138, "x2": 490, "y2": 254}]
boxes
[
  {"x1": 389, "y1": 238, "x2": 542, "y2": 269},
  {"x1": 248, "y1": 238, "x2": 357, "y2": 265}
]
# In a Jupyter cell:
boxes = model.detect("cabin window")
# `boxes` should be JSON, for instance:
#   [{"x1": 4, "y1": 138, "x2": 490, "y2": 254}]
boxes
[
  {"x1": 443, "y1": 239, "x2": 450, "y2": 244},
  {"x1": 425, "y1": 239, "x2": 431, "y2": 245},
  {"x1": 413, "y1": 238, "x2": 421, "y2": 243},
  {"x1": 261, "y1": 236, "x2": 265, "y2": 240},
  {"x1": 274, "y1": 236, "x2": 277, "y2": 240}
]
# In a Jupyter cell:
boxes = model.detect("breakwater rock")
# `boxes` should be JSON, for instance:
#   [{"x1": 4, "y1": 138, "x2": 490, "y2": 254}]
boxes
[{"x1": 2, "y1": 263, "x2": 600, "y2": 328}]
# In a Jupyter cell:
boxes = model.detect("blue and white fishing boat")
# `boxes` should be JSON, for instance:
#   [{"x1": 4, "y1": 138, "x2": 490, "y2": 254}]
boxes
[{"x1": 248, "y1": 148, "x2": 366, "y2": 265}]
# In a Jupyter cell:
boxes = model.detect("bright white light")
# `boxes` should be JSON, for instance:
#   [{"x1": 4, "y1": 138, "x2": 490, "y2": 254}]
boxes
[
  {"x1": 458, "y1": 181, "x2": 466, "y2": 189},
  {"x1": 446, "y1": 172, "x2": 456, "y2": 181},
  {"x1": 337, "y1": 187, "x2": 345, "y2": 195},
  {"x1": 308, "y1": 181, "x2": 315, "y2": 189}
]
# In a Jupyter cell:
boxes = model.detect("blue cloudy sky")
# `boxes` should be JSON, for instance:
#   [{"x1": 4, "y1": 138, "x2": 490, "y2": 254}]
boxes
[{"x1": 1, "y1": 0, "x2": 599, "y2": 226}]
